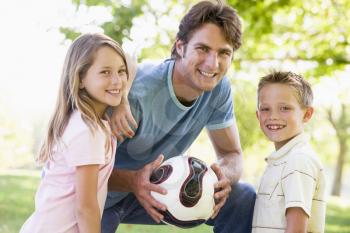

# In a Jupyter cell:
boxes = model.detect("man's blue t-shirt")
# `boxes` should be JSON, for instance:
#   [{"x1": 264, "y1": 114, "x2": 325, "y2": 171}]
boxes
[{"x1": 105, "y1": 59, "x2": 235, "y2": 208}]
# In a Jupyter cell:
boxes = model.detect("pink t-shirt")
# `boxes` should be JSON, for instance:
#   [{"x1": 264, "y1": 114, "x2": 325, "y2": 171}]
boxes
[{"x1": 20, "y1": 111, "x2": 116, "y2": 233}]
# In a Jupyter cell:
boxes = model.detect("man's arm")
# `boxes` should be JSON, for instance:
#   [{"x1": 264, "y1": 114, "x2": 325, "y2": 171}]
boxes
[
  {"x1": 207, "y1": 121, "x2": 243, "y2": 218},
  {"x1": 207, "y1": 121, "x2": 243, "y2": 184},
  {"x1": 107, "y1": 155, "x2": 167, "y2": 223}
]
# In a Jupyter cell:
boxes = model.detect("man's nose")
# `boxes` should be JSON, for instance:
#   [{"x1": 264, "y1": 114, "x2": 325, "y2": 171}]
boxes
[{"x1": 204, "y1": 52, "x2": 219, "y2": 70}]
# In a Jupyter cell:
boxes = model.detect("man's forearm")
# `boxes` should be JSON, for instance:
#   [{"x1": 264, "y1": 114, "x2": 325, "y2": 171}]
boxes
[
  {"x1": 108, "y1": 169, "x2": 136, "y2": 192},
  {"x1": 218, "y1": 153, "x2": 243, "y2": 184}
]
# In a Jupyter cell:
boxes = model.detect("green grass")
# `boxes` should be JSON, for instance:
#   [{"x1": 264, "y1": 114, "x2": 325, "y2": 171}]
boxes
[{"x1": 0, "y1": 173, "x2": 349, "y2": 233}]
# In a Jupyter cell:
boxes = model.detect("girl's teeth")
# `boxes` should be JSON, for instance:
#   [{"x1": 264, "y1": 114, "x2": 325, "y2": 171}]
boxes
[{"x1": 108, "y1": 90, "x2": 120, "y2": 94}]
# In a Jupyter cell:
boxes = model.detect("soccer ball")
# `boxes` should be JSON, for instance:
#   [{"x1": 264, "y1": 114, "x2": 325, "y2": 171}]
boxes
[{"x1": 150, "y1": 155, "x2": 218, "y2": 228}]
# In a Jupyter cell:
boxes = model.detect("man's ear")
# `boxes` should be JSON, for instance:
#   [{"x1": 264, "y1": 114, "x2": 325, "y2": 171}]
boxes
[
  {"x1": 175, "y1": 39, "x2": 185, "y2": 58},
  {"x1": 303, "y1": 107, "x2": 314, "y2": 123}
]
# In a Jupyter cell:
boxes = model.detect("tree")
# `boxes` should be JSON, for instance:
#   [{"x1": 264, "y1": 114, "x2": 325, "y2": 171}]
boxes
[{"x1": 314, "y1": 75, "x2": 350, "y2": 196}]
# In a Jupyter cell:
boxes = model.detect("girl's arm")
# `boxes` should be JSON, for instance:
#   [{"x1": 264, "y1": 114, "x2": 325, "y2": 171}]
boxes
[
  {"x1": 285, "y1": 207, "x2": 308, "y2": 233},
  {"x1": 110, "y1": 53, "x2": 138, "y2": 141},
  {"x1": 75, "y1": 164, "x2": 101, "y2": 233}
]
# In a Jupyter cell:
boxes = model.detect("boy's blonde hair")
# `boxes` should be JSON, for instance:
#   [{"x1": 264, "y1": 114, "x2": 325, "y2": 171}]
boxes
[
  {"x1": 38, "y1": 33, "x2": 128, "y2": 163},
  {"x1": 257, "y1": 71, "x2": 313, "y2": 108}
]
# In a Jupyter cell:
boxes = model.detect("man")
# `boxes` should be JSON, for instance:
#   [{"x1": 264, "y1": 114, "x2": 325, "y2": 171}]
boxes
[{"x1": 102, "y1": 1, "x2": 256, "y2": 233}]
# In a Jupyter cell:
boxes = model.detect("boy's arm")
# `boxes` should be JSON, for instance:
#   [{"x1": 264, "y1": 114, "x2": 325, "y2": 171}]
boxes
[
  {"x1": 285, "y1": 207, "x2": 308, "y2": 233},
  {"x1": 75, "y1": 164, "x2": 101, "y2": 233},
  {"x1": 110, "y1": 53, "x2": 138, "y2": 141}
]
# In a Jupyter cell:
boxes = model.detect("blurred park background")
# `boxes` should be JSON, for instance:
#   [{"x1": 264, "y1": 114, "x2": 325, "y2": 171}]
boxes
[{"x1": 0, "y1": 0, "x2": 349, "y2": 232}]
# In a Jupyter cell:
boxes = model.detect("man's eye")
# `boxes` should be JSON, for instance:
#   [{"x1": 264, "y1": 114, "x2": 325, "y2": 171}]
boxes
[
  {"x1": 221, "y1": 51, "x2": 232, "y2": 57},
  {"x1": 197, "y1": 47, "x2": 208, "y2": 52}
]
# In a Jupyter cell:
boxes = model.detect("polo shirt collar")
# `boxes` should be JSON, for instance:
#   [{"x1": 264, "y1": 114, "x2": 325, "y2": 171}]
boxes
[{"x1": 265, "y1": 133, "x2": 309, "y2": 164}]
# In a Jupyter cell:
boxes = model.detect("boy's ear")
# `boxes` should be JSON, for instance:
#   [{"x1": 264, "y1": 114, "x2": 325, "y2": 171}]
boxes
[
  {"x1": 303, "y1": 107, "x2": 314, "y2": 122},
  {"x1": 256, "y1": 110, "x2": 259, "y2": 120}
]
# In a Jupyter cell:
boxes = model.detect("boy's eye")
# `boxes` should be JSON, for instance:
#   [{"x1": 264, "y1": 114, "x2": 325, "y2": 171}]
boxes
[
  {"x1": 259, "y1": 107, "x2": 269, "y2": 112},
  {"x1": 280, "y1": 106, "x2": 290, "y2": 111}
]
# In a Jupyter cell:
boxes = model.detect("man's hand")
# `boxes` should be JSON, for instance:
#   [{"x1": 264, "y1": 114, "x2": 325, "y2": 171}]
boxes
[
  {"x1": 210, "y1": 163, "x2": 232, "y2": 219},
  {"x1": 132, "y1": 154, "x2": 168, "y2": 223},
  {"x1": 111, "y1": 101, "x2": 138, "y2": 141}
]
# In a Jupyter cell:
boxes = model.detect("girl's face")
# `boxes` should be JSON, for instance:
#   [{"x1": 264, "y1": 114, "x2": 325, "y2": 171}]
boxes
[
  {"x1": 81, "y1": 46, "x2": 127, "y2": 116},
  {"x1": 256, "y1": 83, "x2": 313, "y2": 150}
]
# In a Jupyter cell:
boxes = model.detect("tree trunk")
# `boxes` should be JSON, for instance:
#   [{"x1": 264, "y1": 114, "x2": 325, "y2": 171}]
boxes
[{"x1": 331, "y1": 139, "x2": 347, "y2": 196}]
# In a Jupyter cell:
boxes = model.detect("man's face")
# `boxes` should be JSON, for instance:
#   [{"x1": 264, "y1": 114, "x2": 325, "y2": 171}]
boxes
[{"x1": 175, "y1": 23, "x2": 233, "y2": 97}]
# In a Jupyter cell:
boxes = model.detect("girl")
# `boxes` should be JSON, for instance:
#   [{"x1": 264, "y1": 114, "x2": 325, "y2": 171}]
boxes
[{"x1": 20, "y1": 33, "x2": 129, "y2": 233}]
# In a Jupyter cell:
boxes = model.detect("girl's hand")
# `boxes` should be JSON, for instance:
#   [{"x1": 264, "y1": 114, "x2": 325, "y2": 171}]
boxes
[{"x1": 111, "y1": 100, "x2": 138, "y2": 141}]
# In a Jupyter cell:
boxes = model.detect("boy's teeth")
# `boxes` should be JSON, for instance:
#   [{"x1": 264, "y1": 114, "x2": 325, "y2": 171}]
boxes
[{"x1": 267, "y1": 125, "x2": 284, "y2": 130}]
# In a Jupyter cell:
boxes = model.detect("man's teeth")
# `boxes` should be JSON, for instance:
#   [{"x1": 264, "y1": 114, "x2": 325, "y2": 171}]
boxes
[
  {"x1": 267, "y1": 125, "x2": 285, "y2": 130},
  {"x1": 199, "y1": 70, "x2": 215, "y2": 78}
]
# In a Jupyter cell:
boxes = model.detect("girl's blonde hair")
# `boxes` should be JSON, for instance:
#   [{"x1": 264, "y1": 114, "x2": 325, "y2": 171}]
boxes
[{"x1": 38, "y1": 33, "x2": 128, "y2": 163}]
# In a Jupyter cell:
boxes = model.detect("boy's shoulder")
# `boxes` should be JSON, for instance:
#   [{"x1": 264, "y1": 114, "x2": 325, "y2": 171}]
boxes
[{"x1": 285, "y1": 139, "x2": 324, "y2": 173}]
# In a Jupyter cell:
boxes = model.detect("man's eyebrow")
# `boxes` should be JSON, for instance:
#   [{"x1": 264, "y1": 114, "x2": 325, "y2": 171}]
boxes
[{"x1": 193, "y1": 42, "x2": 210, "y2": 48}]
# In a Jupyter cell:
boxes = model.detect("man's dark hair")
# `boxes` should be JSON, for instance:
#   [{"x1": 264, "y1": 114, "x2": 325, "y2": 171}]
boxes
[{"x1": 171, "y1": 0, "x2": 242, "y2": 59}]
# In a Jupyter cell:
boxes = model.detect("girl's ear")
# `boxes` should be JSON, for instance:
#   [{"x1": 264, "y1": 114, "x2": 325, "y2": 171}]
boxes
[
  {"x1": 79, "y1": 81, "x2": 84, "y2": 89},
  {"x1": 303, "y1": 106, "x2": 314, "y2": 123}
]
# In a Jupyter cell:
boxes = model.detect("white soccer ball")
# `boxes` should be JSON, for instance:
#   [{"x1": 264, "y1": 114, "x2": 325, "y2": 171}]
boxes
[{"x1": 150, "y1": 155, "x2": 218, "y2": 228}]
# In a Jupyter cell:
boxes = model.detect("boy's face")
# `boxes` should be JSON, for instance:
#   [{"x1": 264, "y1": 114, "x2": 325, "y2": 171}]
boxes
[{"x1": 256, "y1": 83, "x2": 313, "y2": 150}]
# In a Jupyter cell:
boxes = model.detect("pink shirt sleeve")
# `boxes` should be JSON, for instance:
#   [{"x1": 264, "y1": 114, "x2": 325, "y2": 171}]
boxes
[{"x1": 64, "y1": 126, "x2": 107, "y2": 167}]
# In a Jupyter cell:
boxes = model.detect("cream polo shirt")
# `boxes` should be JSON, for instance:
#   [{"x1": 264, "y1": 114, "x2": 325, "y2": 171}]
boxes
[{"x1": 252, "y1": 133, "x2": 326, "y2": 233}]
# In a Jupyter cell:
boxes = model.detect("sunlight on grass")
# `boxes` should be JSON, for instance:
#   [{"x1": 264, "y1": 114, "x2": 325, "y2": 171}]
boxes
[{"x1": 0, "y1": 172, "x2": 349, "y2": 233}]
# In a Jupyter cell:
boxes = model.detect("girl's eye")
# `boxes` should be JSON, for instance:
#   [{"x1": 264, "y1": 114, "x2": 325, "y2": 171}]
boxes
[
  {"x1": 101, "y1": 70, "x2": 111, "y2": 75},
  {"x1": 118, "y1": 69, "x2": 127, "y2": 75},
  {"x1": 259, "y1": 107, "x2": 269, "y2": 112}
]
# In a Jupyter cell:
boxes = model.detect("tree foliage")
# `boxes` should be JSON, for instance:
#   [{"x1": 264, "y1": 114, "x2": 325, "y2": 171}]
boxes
[{"x1": 60, "y1": 0, "x2": 350, "y2": 194}]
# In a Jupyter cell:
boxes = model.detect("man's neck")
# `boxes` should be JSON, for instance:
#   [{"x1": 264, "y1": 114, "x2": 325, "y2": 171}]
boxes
[{"x1": 172, "y1": 61, "x2": 202, "y2": 104}]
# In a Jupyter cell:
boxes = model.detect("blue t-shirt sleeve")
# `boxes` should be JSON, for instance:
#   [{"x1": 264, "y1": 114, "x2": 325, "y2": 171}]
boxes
[{"x1": 206, "y1": 77, "x2": 234, "y2": 130}]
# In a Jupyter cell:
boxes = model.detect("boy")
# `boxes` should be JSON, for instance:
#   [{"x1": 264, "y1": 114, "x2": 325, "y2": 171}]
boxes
[{"x1": 252, "y1": 71, "x2": 326, "y2": 233}]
